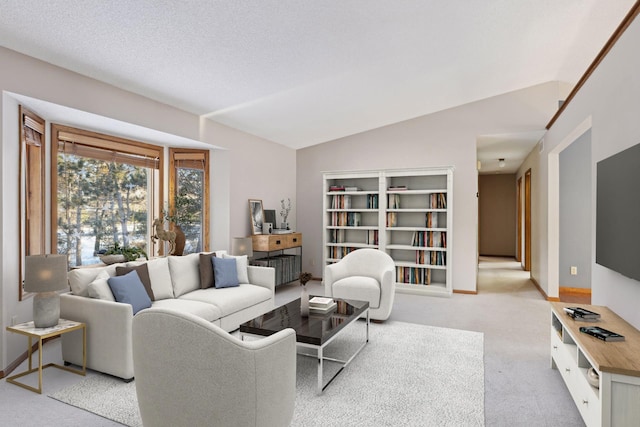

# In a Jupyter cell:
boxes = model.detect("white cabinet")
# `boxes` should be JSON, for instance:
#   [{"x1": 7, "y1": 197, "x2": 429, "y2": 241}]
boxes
[
  {"x1": 551, "y1": 303, "x2": 640, "y2": 427},
  {"x1": 323, "y1": 167, "x2": 452, "y2": 297}
]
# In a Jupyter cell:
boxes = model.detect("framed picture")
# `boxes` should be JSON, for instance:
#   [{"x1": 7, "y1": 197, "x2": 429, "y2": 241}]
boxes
[{"x1": 248, "y1": 199, "x2": 264, "y2": 235}]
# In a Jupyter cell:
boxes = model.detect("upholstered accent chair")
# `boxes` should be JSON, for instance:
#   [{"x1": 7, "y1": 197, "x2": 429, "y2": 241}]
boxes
[
  {"x1": 324, "y1": 248, "x2": 396, "y2": 321},
  {"x1": 132, "y1": 307, "x2": 296, "y2": 427}
]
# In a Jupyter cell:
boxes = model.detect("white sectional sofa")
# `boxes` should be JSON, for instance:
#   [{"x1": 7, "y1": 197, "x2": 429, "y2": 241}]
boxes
[{"x1": 60, "y1": 251, "x2": 275, "y2": 381}]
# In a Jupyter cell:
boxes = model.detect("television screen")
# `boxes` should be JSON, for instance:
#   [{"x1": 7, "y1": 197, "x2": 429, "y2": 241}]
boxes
[{"x1": 596, "y1": 142, "x2": 640, "y2": 281}]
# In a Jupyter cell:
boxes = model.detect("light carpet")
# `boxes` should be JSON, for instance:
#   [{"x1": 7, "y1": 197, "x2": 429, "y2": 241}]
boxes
[{"x1": 49, "y1": 320, "x2": 484, "y2": 426}]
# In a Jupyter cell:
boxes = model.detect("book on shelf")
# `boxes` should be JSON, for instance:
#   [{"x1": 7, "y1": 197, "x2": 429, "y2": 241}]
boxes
[
  {"x1": 425, "y1": 212, "x2": 438, "y2": 228},
  {"x1": 387, "y1": 194, "x2": 401, "y2": 209},
  {"x1": 579, "y1": 326, "x2": 625, "y2": 342},
  {"x1": 366, "y1": 194, "x2": 379, "y2": 209},
  {"x1": 386, "y1": 212, "x2": 397, "y2": 227},
  {"x1": 388, "y1": 185, "x2": 407, "y2": 191},
  {"x1": 329, "y1": 185, "x2": 345, "y2": 192},
  {"x1": 309, "y1": 296, "x2": 334, "y2": 308},
  {"x1": 563, "y1": 307, "x2": 601, "y2": 319},
  {"x1": 344, "y1": 186, "x2": 360, "y2": 191}
]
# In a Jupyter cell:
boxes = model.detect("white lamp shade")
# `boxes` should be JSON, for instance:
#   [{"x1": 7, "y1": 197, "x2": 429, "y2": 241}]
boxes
[
  {"x1": 24, "y1": 254, "x2": 68, "y2": 293},
  {"x1": 232, "y1": 237, "x2": 254, "y2": 258}
]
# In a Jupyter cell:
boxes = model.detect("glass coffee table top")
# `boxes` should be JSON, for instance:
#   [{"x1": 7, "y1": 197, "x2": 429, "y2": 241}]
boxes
[{"x1": 239, "y1": 297, "x2": 368, "y2": 346}]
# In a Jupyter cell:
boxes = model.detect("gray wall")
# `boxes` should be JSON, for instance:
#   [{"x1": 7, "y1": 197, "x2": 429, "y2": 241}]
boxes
[
  {"x1": 478, "y1": 174, "x2": 516, "y2": 257},
  {"x1": 559, "y1": 130, "x2": 591, "y2": 289}
]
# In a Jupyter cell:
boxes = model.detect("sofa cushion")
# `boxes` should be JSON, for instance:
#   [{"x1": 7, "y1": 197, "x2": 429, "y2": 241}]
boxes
[
  {"x1": 213, "y1": 257, "x2": 239, "y2": 288},
  {"x1": 108, "y1": 270, "x2": 152, "y2": 314},
  {"x1": 222, "y1": 254, "x2": 249, "y2": 284},
  {"x1": 68, "y1": 263, "x2": 122, "y2": 296},
  {"x1": 179, "y1": 285, "x2": 272, "y2": 317},
  {"x1": 87, "y1": 271, "x2": 115, "y2": 301},
  {"x1": 332, "y1": 276, "x2": 381, "y2": 309},
  {"x1": 199, "y1": 253, "x2": 216, "y2": 289},
  {"x1": 151, "y1": 298, "x2": 221, "y2": 322},
  {"x1": 116, "y1": 264, "x2": 155, "y2": 301},
  {"x1": 145, "y1": 257, "x2": 174, "y2": 300},
  {"x1": 168, "y1": 253, "x2": 200, "y2": 297}
]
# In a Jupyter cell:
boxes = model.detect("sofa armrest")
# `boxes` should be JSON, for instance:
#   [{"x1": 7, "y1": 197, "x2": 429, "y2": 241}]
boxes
[
  {"x1": 324, "y1": 261, "x2": 349, "y2": 296},
  {"x1": 60, "y1": 293, "x2": 135, "y2": 380},
  {"x1": 247, "y1": 265, "x2": 275, "y2": 293}
]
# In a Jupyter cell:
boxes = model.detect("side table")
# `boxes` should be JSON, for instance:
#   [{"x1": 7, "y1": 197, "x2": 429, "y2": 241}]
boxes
[{"x1": 6, "y1": 318, "x2": 86, "y2": 394}]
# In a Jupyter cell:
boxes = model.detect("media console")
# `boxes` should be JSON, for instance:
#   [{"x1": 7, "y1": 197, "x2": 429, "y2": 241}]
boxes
[{"x1": 550, "y1": 302, "x2": 640, "y2": 426}]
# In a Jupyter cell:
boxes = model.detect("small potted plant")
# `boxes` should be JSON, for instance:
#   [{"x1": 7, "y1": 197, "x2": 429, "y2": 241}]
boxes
[{"x1": 100, "y1": 241, "x2": 148, "y2": 264}]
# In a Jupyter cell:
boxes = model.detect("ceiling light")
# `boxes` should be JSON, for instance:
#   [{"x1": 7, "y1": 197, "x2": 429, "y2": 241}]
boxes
[{"x1": 498, "y1": 158, "x2": 505, "y2": 168}]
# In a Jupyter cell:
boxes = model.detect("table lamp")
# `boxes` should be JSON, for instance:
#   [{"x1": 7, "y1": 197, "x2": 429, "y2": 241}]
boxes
[
  {"x1": 24, "y1": 254, "x2": 68, "y2": 328},
  {"x1": 231, "y1": 237, "x2": 253, "y2": 259}
]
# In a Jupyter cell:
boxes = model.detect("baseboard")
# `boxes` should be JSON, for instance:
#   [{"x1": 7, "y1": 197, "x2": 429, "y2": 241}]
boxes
[
  {"x1": 559, "y1": 286, "x2": 591, "y2": 296},
  {"x1": 0, "y1": 336, "x2": 57, "y2": 379},
  {"x1": 530, "y1": 277, "x2": 561, "y2": 302},
  {"x1": 453, "y1": 289, "x2": 478, "y2": 295}
]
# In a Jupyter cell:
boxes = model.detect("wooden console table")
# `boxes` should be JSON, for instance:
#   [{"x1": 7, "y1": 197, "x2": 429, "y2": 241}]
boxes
[
  {"x1": 550, "y1": 302, "x2": 640, "y2": 426},
  {"x1": 252, "y1": 233, "x2": 302, "y2": 285}
]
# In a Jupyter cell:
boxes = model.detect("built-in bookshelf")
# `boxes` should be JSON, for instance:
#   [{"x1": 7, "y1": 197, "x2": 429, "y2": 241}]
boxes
[{"x1": 323, "y1": 167, "x2": 452, "y2": 297}]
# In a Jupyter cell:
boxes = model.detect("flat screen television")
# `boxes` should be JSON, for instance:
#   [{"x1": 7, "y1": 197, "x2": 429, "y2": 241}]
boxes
[{"x1": 596, "y1": 141, "x2": 640, "y2": 281}]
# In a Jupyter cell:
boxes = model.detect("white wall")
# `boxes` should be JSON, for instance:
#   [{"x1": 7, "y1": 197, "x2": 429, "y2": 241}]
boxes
[
  {"x1": 539, "y1": 16, "x2": 640, "y2": 328},
  {"x1": 0, "y1": 46, "x2": 295, "y2": 371},
  {"x1": 297, "y1": 82, "x2": 565, "y2": 292}
]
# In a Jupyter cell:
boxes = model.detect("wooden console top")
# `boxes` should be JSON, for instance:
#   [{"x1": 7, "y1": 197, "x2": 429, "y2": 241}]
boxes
[{"x1": 551, "y1": 302, "x2": 640, "y2": 377}]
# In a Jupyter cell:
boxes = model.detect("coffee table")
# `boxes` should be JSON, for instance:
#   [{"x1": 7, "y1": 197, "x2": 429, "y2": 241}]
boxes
[{"x1": 240, "y1": 297, "x2": 369, "y2": 394}]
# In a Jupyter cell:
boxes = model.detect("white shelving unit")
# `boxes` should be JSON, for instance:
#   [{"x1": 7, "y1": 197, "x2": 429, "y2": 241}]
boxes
[
  {"x1": 550, "y1": 303, "x2": 640, "y2": 427},
  {"x1": 323, "y1": 167, "x2": 453, "y2": 297}
]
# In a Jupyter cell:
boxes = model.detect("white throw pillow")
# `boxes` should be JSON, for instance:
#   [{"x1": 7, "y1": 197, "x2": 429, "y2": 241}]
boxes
[
  {"x1": 222, "y1": 254, "x2": 249, "y2": 284},
  {"x1": 68, "y1": 263, "x2": 121, "y2": 296},
  {"x1": 145, "y1": 257, "x2": 175, "y2": 300},
  {"x1": 168, "y1": 253, "x2": 200, "y2": 297},
  {"x1": 87, "y1": 271, "x2": 116, "y2": 301}
]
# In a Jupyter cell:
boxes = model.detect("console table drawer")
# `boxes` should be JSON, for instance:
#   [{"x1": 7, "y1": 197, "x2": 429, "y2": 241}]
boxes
[
  {"x1": 252, "y1": 233, "x2": 302, "y2": 251},
  {"x1": 285, "y1": 233, "x2": 302, "y2": 248}
]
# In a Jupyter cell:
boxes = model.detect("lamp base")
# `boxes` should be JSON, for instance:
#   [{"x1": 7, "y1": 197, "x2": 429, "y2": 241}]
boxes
[{"x1": 33, "y1": 291, "x2": 60, "y2": 328}]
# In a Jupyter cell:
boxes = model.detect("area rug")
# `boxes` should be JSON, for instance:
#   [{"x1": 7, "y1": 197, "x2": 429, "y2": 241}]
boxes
[{"x1": 49, "y1": 321, "x2": 484, "y2": 426}]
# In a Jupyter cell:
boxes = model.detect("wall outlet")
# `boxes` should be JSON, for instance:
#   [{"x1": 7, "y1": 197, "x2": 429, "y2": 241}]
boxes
[{"x1": 570, "y1": 266, "x2": 578, "y2": 276}]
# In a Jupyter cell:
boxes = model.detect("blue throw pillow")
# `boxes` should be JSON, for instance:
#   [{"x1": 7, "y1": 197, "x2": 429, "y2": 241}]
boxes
[
  {"x1": 107, "y1": 270, "x2": 152, "y2": 314},
  {"x1": 212, "y1": 256, "x2": 239, "y2": 288}
]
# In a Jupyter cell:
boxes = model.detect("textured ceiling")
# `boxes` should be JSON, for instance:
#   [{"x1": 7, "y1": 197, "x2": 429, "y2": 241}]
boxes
[{"x1": 0, "y1": 1, "x2": 634, "y2": 149}]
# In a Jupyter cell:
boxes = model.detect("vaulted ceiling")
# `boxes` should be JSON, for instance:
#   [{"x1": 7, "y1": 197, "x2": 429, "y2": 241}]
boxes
[{"x1": 0, "y1": 1, "x2": 634, "y2": 151}]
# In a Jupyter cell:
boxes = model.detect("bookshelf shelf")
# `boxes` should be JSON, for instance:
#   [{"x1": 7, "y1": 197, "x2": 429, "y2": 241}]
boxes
[{"x1": 323, "y1": 167, "x2": 452, "y2": 297}]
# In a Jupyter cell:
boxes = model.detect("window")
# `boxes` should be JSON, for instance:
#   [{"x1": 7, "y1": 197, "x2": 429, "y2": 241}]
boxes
[
  {"x1": 169, "y1": 148, "x2": 210, "y2": 254},
  {"x1": 19, "y1": 106, "x2": 46, "y2": 300},
  {"x1": 51, "y1": 125, "x2": 163, "y2": 267}
]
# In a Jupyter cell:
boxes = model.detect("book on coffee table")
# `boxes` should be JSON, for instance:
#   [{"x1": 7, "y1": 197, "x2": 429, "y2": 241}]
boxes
[
  {"x1": 309, "y1": 297, "x2": 334, "y2": 308},
  {"x1": 309, "y1": 302, "x2": 337, "y2": 314}
]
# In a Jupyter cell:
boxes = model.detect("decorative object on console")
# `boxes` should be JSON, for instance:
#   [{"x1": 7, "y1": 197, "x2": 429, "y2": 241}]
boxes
[
  {"x1": 263, "y1": 222, "x2": 273, "y2": 234},
  {"x1": 25, "y1": 254, "x2": 68, "y2": 328},
  {"x1": 280, "y1": 197, "x2": 292, "y2": 230},
  {"x1": 249, "y1": 199, "x2": 264, "y2": 235}
]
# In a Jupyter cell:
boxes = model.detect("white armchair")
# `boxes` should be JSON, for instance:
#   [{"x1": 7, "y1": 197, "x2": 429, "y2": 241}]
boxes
[
  {"x1": 324, "y1": 248, "x2": 396, "y2": 321},
  {"x1": 132, "y1": 307, "x2": 296, "y2": 427}
]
